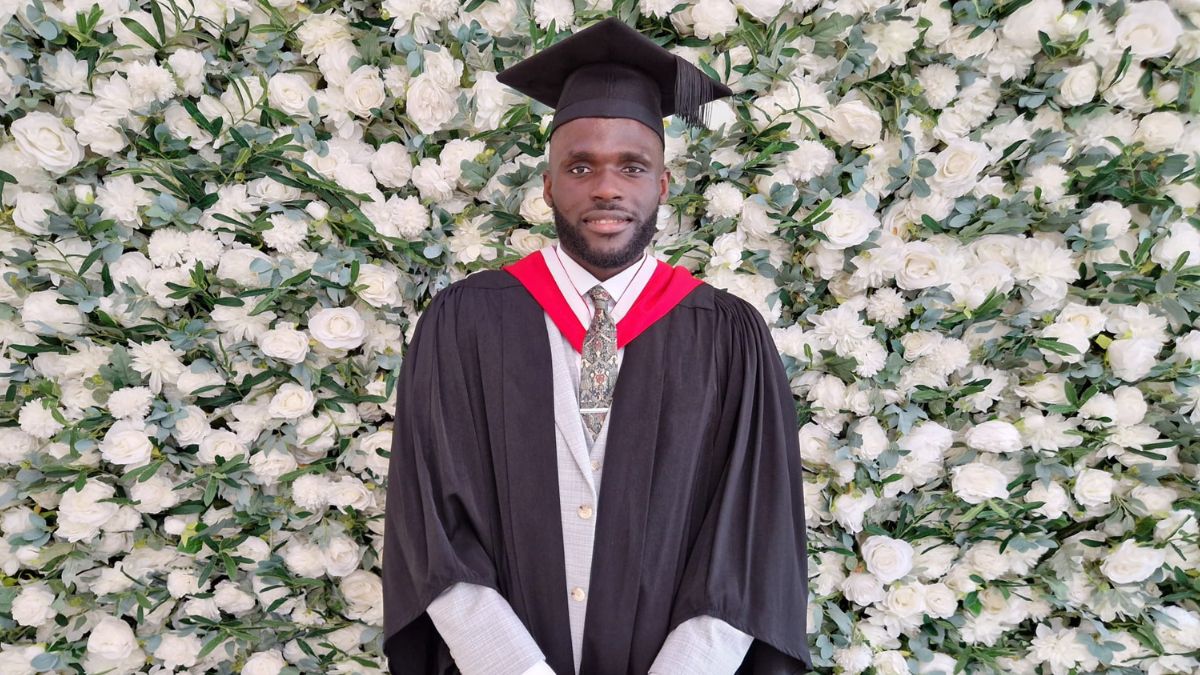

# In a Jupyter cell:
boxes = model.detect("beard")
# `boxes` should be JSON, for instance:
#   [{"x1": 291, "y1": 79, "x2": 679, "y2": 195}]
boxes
[{"x1": 553, "y1": 204, "x2": 657, "y2": 272}]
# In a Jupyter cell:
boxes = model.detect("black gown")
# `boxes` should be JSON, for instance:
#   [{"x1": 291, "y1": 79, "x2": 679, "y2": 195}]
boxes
[{"x1": 381, "y1": 268, "x2": 812, "y2": 675}]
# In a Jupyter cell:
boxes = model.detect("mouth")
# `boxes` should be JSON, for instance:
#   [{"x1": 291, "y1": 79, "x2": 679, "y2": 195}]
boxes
[{"x1": 583, "y1": 213, "x2": 634, "y2": 234}]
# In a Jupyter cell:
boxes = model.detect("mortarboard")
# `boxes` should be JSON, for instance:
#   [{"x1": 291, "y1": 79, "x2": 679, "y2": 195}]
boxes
[{"x1": 496, "y1": 17, "x2": 734, "y2": 143}]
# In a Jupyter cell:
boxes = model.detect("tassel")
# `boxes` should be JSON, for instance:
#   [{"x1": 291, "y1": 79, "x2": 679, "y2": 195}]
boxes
[{"x1": 673, "y1": 54, "x2": 715, "y2": 130}]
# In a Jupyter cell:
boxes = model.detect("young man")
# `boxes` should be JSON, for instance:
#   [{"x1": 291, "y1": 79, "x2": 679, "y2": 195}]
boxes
[{"x1": 382, "y1": 18, "x2": 812, "y2": 675}]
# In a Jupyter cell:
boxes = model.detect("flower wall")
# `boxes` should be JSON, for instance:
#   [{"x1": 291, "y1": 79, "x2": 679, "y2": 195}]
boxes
[{"x1": 1, "y1": 0, "x2": 1200, "y2": 672}]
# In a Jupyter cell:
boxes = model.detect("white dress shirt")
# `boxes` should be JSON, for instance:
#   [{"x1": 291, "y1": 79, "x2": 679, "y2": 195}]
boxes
[{"x1": 423, "y1": 244, "x2": 754, "y2": 675}]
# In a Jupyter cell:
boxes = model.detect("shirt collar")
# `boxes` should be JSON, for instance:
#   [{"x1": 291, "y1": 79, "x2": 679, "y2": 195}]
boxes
[{"x1": 543, "y1": 243, "x2": 655, "y2": 327}]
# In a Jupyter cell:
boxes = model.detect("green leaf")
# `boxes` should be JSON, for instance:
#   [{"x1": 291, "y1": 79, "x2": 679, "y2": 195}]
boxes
[{"x1": 120, "y1": 16, "x2": 160, "y2": 49}]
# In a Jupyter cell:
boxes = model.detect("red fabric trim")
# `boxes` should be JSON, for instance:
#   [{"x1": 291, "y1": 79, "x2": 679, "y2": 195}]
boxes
[
  {"x1": 504, "y1": 250, "x2": 587, "y2": 351},
  {"x1": 503, "y1": 250, "x2": 702, "y2": 353}
]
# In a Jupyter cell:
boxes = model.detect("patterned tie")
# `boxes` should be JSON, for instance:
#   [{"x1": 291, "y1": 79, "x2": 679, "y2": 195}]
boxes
[{"x1": 579, "y1": 285, "x2": 618, "y2": 439}]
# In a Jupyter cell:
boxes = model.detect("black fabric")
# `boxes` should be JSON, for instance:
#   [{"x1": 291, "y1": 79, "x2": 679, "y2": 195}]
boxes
[
  {"x1": 381, "y1": 269, "x2": 811, "y2": 675},
  {"x1": 495, "y1": 17, "x2": 734, "y2": 141}
]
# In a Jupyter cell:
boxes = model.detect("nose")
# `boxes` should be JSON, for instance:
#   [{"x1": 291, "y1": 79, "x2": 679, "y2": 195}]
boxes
[{"x1": 590, "y1": 167, "x2": 623, "y2": 202}]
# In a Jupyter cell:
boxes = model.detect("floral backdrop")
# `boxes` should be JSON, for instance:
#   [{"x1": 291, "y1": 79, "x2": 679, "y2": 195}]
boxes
[{"x1": 1, "y1": 0, "x2": 1199, "y2": 672}]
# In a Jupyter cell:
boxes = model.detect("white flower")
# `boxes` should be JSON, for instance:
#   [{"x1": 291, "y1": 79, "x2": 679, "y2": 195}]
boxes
[
  {"x1": 10, "y1": 111, "x2": 84, "y2": 174},
  {"x1": 129, "y1": 340, "x2": 185, "y2": 394},
  {"x1": 268, "y1": 72, "x2": 316, "y2": 116},
  {"x1": 309, "y1": 307, "x2": 367, "y2": 350},
  {"x1": 895, "y1": 241, "x2": 951, "y2": 290},
  {"x1": 519, "y1": 187, "x2": 554, "y2": 225},
  {"x1": 965, "y1": 420, "x2": 1023, "y2": 453},
  {"x1": 95, "y1": 174, "x2": 153, "y2": 225},
  {"x1": 1114, "y1": 0, "x2": 1183, "y2": 59},
  {"x1": 533, "y1": 0, "x2": 574, "y2": 28},
  {"x1": 1136, "y1": 112, "x2": 1185, "y2": 153},
  {"x1": 342, "y1": 65, "x2": 386, "y2": 117},
  {"x1": 917, "y1": 63, "x2": 958, "y2": 109},
  {"x1": 951, "y1": 463, "x2": 1011, "y2": 504},
  {"x1": 700, "y1": 182, "x2": 742, "y2": 220},
  {"x1": 785, "y1": 141, "x2": 836, "y2": 181},
  {"x1": 153, "y1": 633, "x2": 201, "y2": 669},
  {"x1": 1055, "y1": 63, "x2": 1099, "y2": 107},
  {"x1": 197, "y1": 430, "x2": 247, "y2": 464},
  {"x1": 21, "y1": 289, "x2": 85, "y2": 336},
  {"x1": 340, "y1": 570, "x2": 384, "y2": 623},
  {"x1": 822, "y1": 99, "x2": 883, "y2": 147},
  {"x1": 11, "y1": 584, "x2": 55, "y2": 627},
  {"x1": 100, "y1": 420, "x2": 154, "y2": 467},
  {"x1": 861, "y1": 535, "x2": 914, "y2": 583},
  {"x1": 841, "y1": 571, "x2": 885, "y2": 606},
  {"x1": 18, "y1": 399, "x2": 63, "y2": 439},
  {"x1": 928, "y1": 138, "x2": 991, "y2": 198},
  {"x1": 86, "y1": 616, "x2": 138, "y2": 661},
  {"x1": 816, "y1": 197, "x2": 879, "y2": 249},
  {"x1": 411, "y1": 158, "x2": 456, "y2": 202},
  {"x1": 692, "y1": 0, "x2": 738, "y2": 39},
  {"x1": 12, "y1": 191, "x2": 56, "y2": 235},
  {"x1": 243, "y1": 649, "x2": 287, "y2": 675},
  {"x1": 1072, "y1": 468, "x2": 1114, "y2": 508},
  {"x1": 864, "y1": 21, "x2": 920, "y2": 67},
  {"x1": 1101, "y1": 539, "x2": 1166, "y2": 584},
  {"x1": 405, "y1": 73, "x2": 459, "y2": 135},
  {"x1": 831, "y1": 490, "x2": 878, "y2": 534},
  {"x1": 1107, "y1": 337, "x2": 1161, "y2": 381},
  {"x1": 268, "y1": 383, "x2": 316, "y2": 420},
  {"x1": 129, "y1": 474, "x2": 181, "y2": 514},
  {"x1": 322, "y1": 534, "x2": 362, "y2": 577},
  {"x1": 106, "y1": 386, "x2": 154, "y2": 420},
  {"x1": 873, "y1": 650, "x2": 909, "y2": 675},
  {"x1": 370, "y1": 142, "x2": 413, "y2": 188},
  {"x1": 259, "y1": 324, "x2": 311, "y2": 363}
]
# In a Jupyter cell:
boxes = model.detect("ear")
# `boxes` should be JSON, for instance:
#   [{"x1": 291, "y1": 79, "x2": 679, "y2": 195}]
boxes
[
  {"x1": 658, "y1": 168, "x2": 670, "y2": 205},
  {"x1": 542, "y1": 171, "x2": 553, "y2": 208}
]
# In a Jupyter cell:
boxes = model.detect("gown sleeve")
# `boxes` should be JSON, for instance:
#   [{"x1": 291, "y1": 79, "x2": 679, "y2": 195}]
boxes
[
  {"x1": 664, "y1": 292, "x2": 813, "y2": 673},
  {"x1": 382, "y1": 284, "x2": 536, "y2": 671}
]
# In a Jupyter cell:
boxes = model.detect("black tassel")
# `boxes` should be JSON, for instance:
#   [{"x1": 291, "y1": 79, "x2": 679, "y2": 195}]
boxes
[{"x1": 673, "y1": 54, "x2": 715, "y2": 130}]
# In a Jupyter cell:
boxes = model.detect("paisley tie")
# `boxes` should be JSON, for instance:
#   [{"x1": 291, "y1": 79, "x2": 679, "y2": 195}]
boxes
[{"x1": 579, "y1": 285, "x2": 618, "y2": 439}]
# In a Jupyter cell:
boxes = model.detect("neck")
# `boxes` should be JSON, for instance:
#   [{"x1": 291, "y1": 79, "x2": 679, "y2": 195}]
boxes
[{"x1": 560, "y1": 246, "x2": 642, "y2": 282}]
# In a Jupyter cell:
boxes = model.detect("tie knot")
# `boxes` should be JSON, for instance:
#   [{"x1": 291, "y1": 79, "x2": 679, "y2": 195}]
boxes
[{"x1": 587, "y1": 285, "x2": 613, "y2": 307}]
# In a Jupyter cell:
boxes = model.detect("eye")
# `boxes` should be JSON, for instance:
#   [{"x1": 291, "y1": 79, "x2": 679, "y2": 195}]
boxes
[
  {"x1": 568, "y1": 165, "x2": 590, "y2": 175},
  {"x1": 625, "y1": 165, "x2": 646, "y2": 173}
]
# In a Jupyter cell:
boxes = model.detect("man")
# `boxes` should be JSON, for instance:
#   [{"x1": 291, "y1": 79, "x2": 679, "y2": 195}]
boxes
[{"x1": 382, "y1": 17, "x2": 811, "y2": 675}]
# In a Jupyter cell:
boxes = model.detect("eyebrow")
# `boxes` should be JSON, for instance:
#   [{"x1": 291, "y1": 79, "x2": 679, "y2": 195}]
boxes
[{"x1": 563, "y1": 150, "x2": 653, "y2": 165}]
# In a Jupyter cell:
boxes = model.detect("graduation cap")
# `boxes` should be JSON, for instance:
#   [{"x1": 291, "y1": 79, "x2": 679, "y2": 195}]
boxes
[{"x1": 496, "y1": 17, "x2": 734, "y2": 143}]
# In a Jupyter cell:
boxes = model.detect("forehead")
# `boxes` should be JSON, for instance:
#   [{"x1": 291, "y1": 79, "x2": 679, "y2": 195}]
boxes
[{"x1": 549, "y1": 117, "x2": 663, "y2": 160}]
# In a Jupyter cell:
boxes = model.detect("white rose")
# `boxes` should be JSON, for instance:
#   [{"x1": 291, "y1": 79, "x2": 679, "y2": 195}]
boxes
[
  {"x1": 831, "y1": 490, "x2": 878, "y2": 534},
  {"x1": 12, "y1": 191, "x2": 56, "y2": 235},
  {"x1": 1151, "y1": 220, "x2": 1200, "y2": 268},
  {"x1": 405, "y1": 74, "x2": 459, "y2": 136},
  {"x1": 1130, "y1": 484, "x2": 1177, "y2": 517},
  {"x1": 268, "y1": 383, "x2": 316, "y2": 420},
  {"x1": 11, "y1": 584, "x2": 55, "y2": 627},
  {"x1": 21, "y1": 289, "x2": 85, "y2": 336},
  {"x1": 249, "y1": 448, "x2": 299, "y2": 486},
  {"x1": 172, "y1": 406, "x2": 210, "y2": 445},
  {"x1": 864, "y1": 21, "x2": 920, "y2": 67},
  {"x1": 895, "y1": 241, "x2": 950, "y2": 290},
  {"x1": 519, "y1": 187, "x2": 555, "y2": 225},
  {"x1": 861, "y1": 535, "x2": 914, "y2": 583},
  {"x1": 309, "y1": 306, "x2": 367, "y2": 350},
  {"x1": 1101, "y1": 539, "x2": 1166, "y2": 584},
  {"x1": 951, "y1": 463, "x2": 1011, "y2": 504},
  {"x1": 1135, "y1": 112, "x2": 1185, "y2": 153},
  {"x1": 1107, "y1": 337, "x2": 1161, "y2": 381},
  {"x1": 153, "y1": 633, "x2": 201, "y2": 669},
  {"x1": 343, "y1": 65, "x2": 386, "y2": 117},
  {"x1": 322, "y1": 534, "x2": 362, "y2": 577},
  {"x1": 1073, "y1": 468, "x2": 1114, "y2": 508},
  {"x1": 841, "y1": 571, "x2": 886, "y2": 606},
  {"x1": 923, "y1": 583, "x2": 958, "y2": 618},
  {"x1": 370, "y1": 142, "x2": 413, "y2": 188},
  {"x1": 197, "y1": 429, "x2": 247, "y2": 464},
  {"x1": 100, "y1": 420, "x2": 154, "y2": 467},
  {"x1": 965, "y1": 420, "x2": 1022, "y2": 453},
  {"x1": 267, "y1": 73, "x2": 315, "y2": 117},
  {"x1": 410, "y1": 158, "x2": 455, "y2": 202},
  {"x1": 11, "y1": 111, "x2": 84, "y2": 174},
  {"x1": 340, "y1": 570, "x2": 384, "y2": 622},
  {"x1": 1055, "y1": 63, "x2": 1098, "y2": 107},
  {"x1": 1115, "y1": 0, "x2": 1183, "y2": 59},
  {"x1": 283, "y1": 539, "x2": 327, "y2": 577},
  {"x1": 822, "y1": 100, "x2": 882, "y2": 147},
  {"x1": 217, "y1": 247, "x2": 272, "y2": 286},
  {"x1": 258, "y1": 324, "x2": 311, "y2": 364},
  {"x1": 929, "y1": 138, "x2": 991, "y2": 198},
  {"x1": 86, "y1": 616, "x2": 138, "y2": 661},
  {"x1": 816, "y1": 197, "x2": 879, "y2": 249},
  {"x1": 128, "y1": 474, "x2": 180, "y2": 514},
  {"x1": 242, "y1": 649, "x2": 287, "y2": 675},
  {"x1": 353, "y1": 263, "x2": 401, "y2": 308},
  {"x1": 873, "y1": 650, "x2": 909, "y2": 675}
]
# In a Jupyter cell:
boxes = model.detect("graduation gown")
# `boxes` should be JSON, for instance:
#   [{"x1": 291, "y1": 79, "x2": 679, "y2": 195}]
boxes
[{"x1": 381, "y1": 258, "x2": 812, "y2": 675}]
